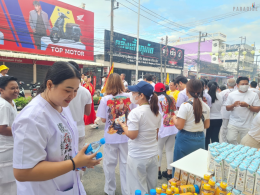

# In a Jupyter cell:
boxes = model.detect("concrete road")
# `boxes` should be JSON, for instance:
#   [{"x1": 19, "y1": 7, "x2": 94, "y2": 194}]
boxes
[{"x1": 82, "y1": 123, "x2": 170, "y2": 195}]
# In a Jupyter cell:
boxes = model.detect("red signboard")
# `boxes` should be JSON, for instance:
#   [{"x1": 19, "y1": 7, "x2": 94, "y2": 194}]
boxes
[{"x1": 0, "y1": 0, "x2": 94, "y2": 61}]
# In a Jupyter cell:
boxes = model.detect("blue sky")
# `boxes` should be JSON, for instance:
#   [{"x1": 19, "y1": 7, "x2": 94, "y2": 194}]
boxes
[{"x1": 59, "y1": 0, "x2": 260, "y2": 58}]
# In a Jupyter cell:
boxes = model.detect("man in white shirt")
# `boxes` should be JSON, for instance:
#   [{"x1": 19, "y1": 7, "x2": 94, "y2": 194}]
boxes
[
  {"x1": 175, "y1": 75, "x2": 188, "y2": 110},
  {"x1": 0, "y1": 76, "x2": 19, "y2": 194},
  {"x1": 68, "y1": 61, "x2": 92, "y2": 151},
  {"x1": 0, "y1": 65, "x2": 9, "y2": 77},
  {"x1": 143, "y1": 74, "x2": 155, "y2": 87},
  {"x1": 120, "y1": 73, "x2": 128, "y2": 91},
  {"x1": 225, "y1": 77, "x2": 260, "y2": 144},
  {"x1": 249, "y1": 81, "x2": 260, "y2": 99},
  {"x1": 219, "y1": 78, "x2": 236, "y2": 143}
]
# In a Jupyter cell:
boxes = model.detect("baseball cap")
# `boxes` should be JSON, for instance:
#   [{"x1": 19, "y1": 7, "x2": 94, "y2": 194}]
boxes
[
  {"x1": 128, "y1": 81, "x2": 153, "y2": 97},
  {"x1": 154, "y1": 83, "x2": 166, "y2": 93},
  {"x1": 0, "y1": 65, "x2": 9, "y2": 72}
]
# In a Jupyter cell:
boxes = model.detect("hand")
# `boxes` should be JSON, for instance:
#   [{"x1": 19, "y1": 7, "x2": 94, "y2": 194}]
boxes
[
  {"x1": 233, "y1": 101, "x2": 240, "y2": 107},
  {"x1": 118, "y1": 119, "x2": 126, "y2": 128},
  {"x1": 73, "y1": 144, "x2": 102, "y2": 169},
  {"x1": 240, "y1": 102, "x2": 249, "y2": 108}
]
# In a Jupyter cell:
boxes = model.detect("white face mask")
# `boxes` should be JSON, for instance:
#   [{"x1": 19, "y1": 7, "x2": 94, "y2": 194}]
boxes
[
  {"x1": 239, "y1": 85, "x2": 249, "y2": 92},
  {"x1": 130, "y1": 93, "x2": 139, "y2": 104}
]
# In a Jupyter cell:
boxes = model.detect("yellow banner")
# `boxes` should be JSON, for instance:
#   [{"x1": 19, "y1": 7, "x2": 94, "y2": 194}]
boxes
[
  {"x1": 165, "y1": 73, "x2": 169, "y2": 85},
  {"x1": 101, "y1": 63, "x2": 114, "y2": 94}
]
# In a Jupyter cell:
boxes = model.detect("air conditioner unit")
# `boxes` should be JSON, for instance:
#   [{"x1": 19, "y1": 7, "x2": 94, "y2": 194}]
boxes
[
  {"x1": 212, "y1": 41, "x2": 219, "y2": 53},
  {"x1": 211, "y1": 55, "x2": 218, "y2": 64}
]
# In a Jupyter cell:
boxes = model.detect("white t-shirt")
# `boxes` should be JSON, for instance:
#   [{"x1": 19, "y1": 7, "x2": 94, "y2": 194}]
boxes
[
  {"x1": 219, "y1": 88, "x2": 235, "y2": 119},
  {"x1": 127, "y1": 105, "x2": 161, "y2": 159},
  {"x1": 158, "y1": 94, "x2": 178, "y2": 138},
  {"x1": 151, "y1": 82, "x2": 155, "y2": 87},
  {"x1": 177, "y1": 98, "x2": 210, "y2": 132},
  {"x1": 69, "y1": 86, "x2": 92, "y2": 137},
  {"x1": 123, "y1": 80, "x2": 128, "y2": 89},
  {"x1": 0, "y1": 97, "x2": 17, "y2": 152},
  {"x1": 249, "y1": 88, "x2": 260, "y2": 99},
  {"x1": 210, "y1": 93, "x2": 223, "y2": 119},
  {"x1": 225, "y1": 90, "x2": 260, "y2": 128},
  {"x1": 12, "y1": 95, "x2": 85, "y2": 195},
  {"x1": 0, "y1": 73, "x2": 8, "y2": 77},
  {"x1": 96, "y1": 93, "x2": 136, "y2": 144},
  {"x1": 248, "y1": 112, "x2": 260, "y2": 142}
]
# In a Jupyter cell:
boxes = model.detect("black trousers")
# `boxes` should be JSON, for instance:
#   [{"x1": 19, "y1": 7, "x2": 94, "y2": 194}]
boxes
[
  {"x1": 33, "y1": 32, "x2": 46, "y2": 50},
  {"x1": 205, "y1": 119, "x2": 223, "y2": 150}
]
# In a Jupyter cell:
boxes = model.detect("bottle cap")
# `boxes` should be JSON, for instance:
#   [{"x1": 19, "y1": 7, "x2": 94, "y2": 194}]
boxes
[
  {"x1": 135, "y1": 190, "x2": 141, "y2": 195},
  {"x1": 150, "y1": 189, "x2": 156, "y2": 195},
  {"x1": 162, "y1": 184, "x2": 167, "y2": 189},
  {"x1": 100, "y1": 138, "x2": 106, "y2": 145},
  {"x1": 204, "y1": 184, "x2": 211, "y2": 190},
  {"x1": 96, "y1": 152, "x2": 102, "y2": 160},
  {"x1": 156, "y1": 188, "x2": 162, "y2": 193},
  {"x1": 208, "y1": 179, "x2": 216, "y2": 186},
  {"x1": 85, "y1": 144, "x2": 93, "y2": 154},
  {"x1": 166, "y1": 189, "x2": 172, "y2": 194},
  {"x1": 220, "y1": 182, "x2": 227, "y2": 189},
  {"x1": 194, "y1": 184, "x2": 200, "y2": 193},
  {"x1": 204, "y1": 174, "x2": 210, "y2": 180},
  {"x1": 171, "y1": 182, "x2": 177, "y2": 187}
]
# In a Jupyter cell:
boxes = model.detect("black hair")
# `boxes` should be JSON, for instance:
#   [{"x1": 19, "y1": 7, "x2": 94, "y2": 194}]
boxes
[
  {"x1": 250, "y1": 81, "x2": 257, "y2": 88},
  {"x1": 208, "y1": 81, "x2": 218, "y2": 103},
  {"x1": 219, "y1": 85, "x2": 227, "y2": 91},
  {"x1": 0, "y1": 76, "x2": 17, "y2": 89},
  {"x1": 154, "y1": 91, "x2": 173, "y2": 113},
  {"x1": 171, "y1": 79, "x2": 175, "y2": 83},
  {"x1": 199, "y1": 80, "x2": 205, "y2": 98},
  {"x1": 201, "y1": 78, "x2": 208, "y2": 86},
  {"x1": 138, "y1": 92, "x2": 159, "y2": 116},
  {"x1": 68, "y1": 61, "x2": 80, "y2": 72},
  {"x1": 174, "y1": 75, "x2": 188, "y2": 85},
  {"x1": 33, "y1": 1, "x2": 40, "y2": 6},
  {"x1": 165, "y1": 85, "x2": 169, "y2": 91},
  {"x1": 236, "y1": 77, "x2": 249, "y2": 84},
  {"x1": 37, "y1": 61, "x2": 81, "y2": 94},
  {"x1": 144, "y1": 74, "x2": 153, "y2": 81}
]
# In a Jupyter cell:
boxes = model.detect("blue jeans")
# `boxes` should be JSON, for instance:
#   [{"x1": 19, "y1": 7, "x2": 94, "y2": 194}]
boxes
[{"x1": 172, "y1": 130, "x2": 205, "y2": 178}]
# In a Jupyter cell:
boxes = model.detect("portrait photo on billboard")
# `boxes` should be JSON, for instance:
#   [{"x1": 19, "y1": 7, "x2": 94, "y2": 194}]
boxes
[{"x1": 0, "y1": 0, "x2": 94, "y2": 61}]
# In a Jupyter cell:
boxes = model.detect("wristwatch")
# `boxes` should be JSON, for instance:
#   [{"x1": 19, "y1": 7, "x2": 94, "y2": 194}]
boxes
[{"x1": 248, "y1": 105, "x2": 251, "y2": 109}]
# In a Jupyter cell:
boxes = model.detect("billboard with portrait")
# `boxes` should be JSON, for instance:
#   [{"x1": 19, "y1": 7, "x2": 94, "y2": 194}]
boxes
[
  {"x1": 0, "y1": 0, "x2": 94, "y2": 61},
  {"x1": 104, "y1": 30, "x2": 184, "y2": 68}
]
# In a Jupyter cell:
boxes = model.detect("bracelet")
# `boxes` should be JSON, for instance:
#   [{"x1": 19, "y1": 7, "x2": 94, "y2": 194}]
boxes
[{"x1": 70, "y1": 157, "x2": 75, "y2": 171}]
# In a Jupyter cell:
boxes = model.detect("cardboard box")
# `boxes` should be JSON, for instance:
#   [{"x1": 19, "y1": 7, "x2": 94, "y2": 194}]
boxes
[
  {"x1": 187, "y1": 173, "x2": 195, "y2": 185},
  {"x1": 174, "y1": 168, "x2": 181, "y2": 180},
  {"x1": 245, "y1": 167, "x2": 257, "y2": 194},
  {"x1": 180, "y1": 170, "x2": 189, "y2": 185},
  {"x1": 236, "y1": 164, "x2": 249, "y2": 192},
  {"x1": 254, "y1": 170, "x2": 260, "y2": 195},
  {"x1": 215, "y1": 156, "x2": 224, "y2": 183},
  {"x1": 228, "y1": 162, "x2": 240, "y2": 188}
]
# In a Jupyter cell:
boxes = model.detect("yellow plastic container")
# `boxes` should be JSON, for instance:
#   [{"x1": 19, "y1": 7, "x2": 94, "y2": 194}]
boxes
[
  {"x1": 162, "y1": 184, "x2": 168, "y2": 193},
  {"x1": 208, "y1": 179, "x2": 216, "y2": 194},
  {"x1": 169, "y1": 182, "x2": 176, "y2": 189},
  {"x1": 179, "y1": 185, "x2": 200, "y2": 193},
  {"x1": 200, "y1": 174, "x2": 210, "y2": 191},
  {"x1": 201, "y1": 184, "x2": 213, "y2": 195},
  {"x1": 166, "y1": 189, "x2": 172, "y2": 195},
  {"x1": 156, "y1": 187, "x2": 162, "y2": 195},
  {"x1": 172, "y1": 187, "x2": 180, "y2": 194},
  {"x1": 215, "y1": 182, "x2": 227, "y2": 195}
]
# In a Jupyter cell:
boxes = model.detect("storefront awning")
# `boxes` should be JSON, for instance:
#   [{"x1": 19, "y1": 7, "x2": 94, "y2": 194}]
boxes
[{"x1": 0, "y1": 51, "x2": 103, "y2": 67}]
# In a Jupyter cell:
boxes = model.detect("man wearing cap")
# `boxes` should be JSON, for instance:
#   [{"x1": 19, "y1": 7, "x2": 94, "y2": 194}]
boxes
[{"x1": 0, "y1": 65, "x2": 9, "y2": 77}]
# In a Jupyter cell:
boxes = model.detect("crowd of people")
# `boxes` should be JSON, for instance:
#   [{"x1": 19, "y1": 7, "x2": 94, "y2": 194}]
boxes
[{"x1": 1, "y1": 61, "x2": 260, "y2": 195}]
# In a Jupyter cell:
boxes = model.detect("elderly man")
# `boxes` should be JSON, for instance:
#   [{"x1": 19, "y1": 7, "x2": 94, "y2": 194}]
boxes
[
  {"x1": 225, "y1": 77, "x2": 260, "y2": 144},
  {"x1": 219, "y1": 78, "x2": 236, "y2": 143}
]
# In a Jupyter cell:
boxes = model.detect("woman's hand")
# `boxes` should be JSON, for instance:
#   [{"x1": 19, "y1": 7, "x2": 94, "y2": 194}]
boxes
[
  {"x1": 73, "y1": 144, "x2": 102, "y2": 169},
  {"x1": 118, "y1": 119, "x2": 127, "y2": 129}
]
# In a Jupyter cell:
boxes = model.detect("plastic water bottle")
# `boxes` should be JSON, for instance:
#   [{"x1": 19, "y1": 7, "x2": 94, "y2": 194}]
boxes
[
  {"x1": 96, "y1": 152, "x2": 102, "y2": 160},
  {"x1": 135, "y1": 190, "x2": 141, "y2": 195},
  {"x1": 85, "y1": 138, "x2": 106, "y2": 155},
  {"x1": 150, "y1": 189, "x2": 156, "y2": 195}
]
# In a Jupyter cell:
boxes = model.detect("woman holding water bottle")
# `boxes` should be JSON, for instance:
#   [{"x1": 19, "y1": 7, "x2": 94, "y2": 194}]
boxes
[
  {"x1": 12, "y1": 62, "x2": 101, "y2": 195},
  {"x1": 118, "y1": 81, "x2": 161, "y2": 195},
  {"x1": 96, "y1": 73, "x2": 136, "y2": 195}
]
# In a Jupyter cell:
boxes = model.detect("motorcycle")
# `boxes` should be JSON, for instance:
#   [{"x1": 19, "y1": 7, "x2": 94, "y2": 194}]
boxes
[
  {"x1": 50, "y1": 12, "x2": 82, "y2": 43},
  {"x1": 18, "y1": 81, "x2": 25, "y2": 98},
  {"x1": 27, "y1": 82, "x2": 41, "y2": 97}
]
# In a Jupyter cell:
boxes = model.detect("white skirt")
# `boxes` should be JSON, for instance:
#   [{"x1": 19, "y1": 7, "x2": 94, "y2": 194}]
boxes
[{"x1": 0, "y1": 148, "x2": 16, "y2": 184}]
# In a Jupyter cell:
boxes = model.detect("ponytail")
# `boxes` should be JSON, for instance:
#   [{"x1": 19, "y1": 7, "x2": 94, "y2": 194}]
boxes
[
  {"x1": 154, "y1": 91, "x2": 173, "y2": 111},
  {"x1": 142, "y1": 92, "x2": 159, "y2": 116},
  {"x1": 208, "y1": 81, "x2": 218, "y2": 103}
]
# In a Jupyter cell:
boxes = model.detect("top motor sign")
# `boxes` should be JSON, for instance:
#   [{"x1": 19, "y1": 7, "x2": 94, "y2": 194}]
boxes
[{"x1": 0, "y1": 0, "x2": 94, "y2": 61}]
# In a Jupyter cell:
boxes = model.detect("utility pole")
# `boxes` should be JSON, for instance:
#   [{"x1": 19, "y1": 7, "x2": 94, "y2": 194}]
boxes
[
  {"x1": 109, "y1": 0, "x2": 119, "y2": 68},
  {"x1": 236, "y1": 47, "x2": 240, "y2": 78},
  {"x1": 160, "y1": 37, "x2": 164, "y2": 82},
  {"x1": 196, "y1": 31, "x2": 201, "y2": 79},
  {"x1": 164, "y1": 36, "x2": 168, "y2": 84},
  {"x1": 135, "y1": 0, "x2": 140, "y2": 82}
]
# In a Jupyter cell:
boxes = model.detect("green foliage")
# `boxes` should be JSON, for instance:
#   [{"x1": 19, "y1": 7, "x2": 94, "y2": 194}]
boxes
[
  {"x1": 93, "y1": 96, "x2": 100, "y2": 105},
  {"x1": 14, "y1": 97, "x2": 32, "y2": 110}
]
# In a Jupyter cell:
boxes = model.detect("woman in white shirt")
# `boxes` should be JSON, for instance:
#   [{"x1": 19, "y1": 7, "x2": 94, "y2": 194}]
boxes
[
  {"x1": 96, "y1": 73, "x2": 135, "y2": 195},
  {"x1": 12, "y1": 61, "x2": 101, "y2": 195},
  {"x1": 154, "y1": 83, "x2": 178, "y2": 180},
  {"x1": 172, "y1": 79, "x2": 210, "y2": 176},
  {"x1": 118, "y1": 81, "x2": 161, "y2": 195},
  {"x1": 205, "y1": 81, "x2": 223, "y2": 150},
  {"x1": 0, "y1": 76, "x2": 18, "y2": 195}
]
